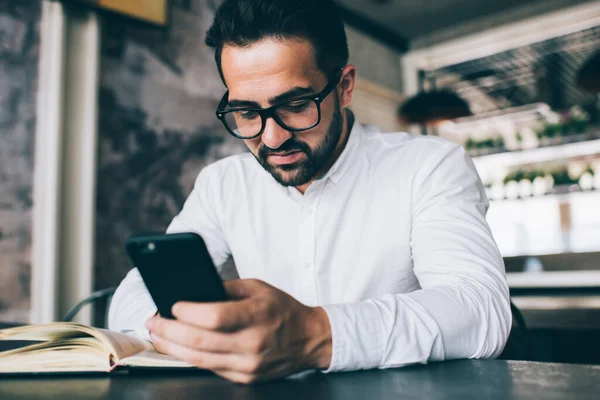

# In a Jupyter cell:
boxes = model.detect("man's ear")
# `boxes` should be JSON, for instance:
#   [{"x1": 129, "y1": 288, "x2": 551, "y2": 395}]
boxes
[{"x1": 338, "y1": 65, "x2": 357, "y2": 109}]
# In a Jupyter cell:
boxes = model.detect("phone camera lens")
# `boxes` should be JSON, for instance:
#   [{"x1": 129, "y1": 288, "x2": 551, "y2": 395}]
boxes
[{"x1": 147, "y1": 242, "x2": 155, "y2": 251}]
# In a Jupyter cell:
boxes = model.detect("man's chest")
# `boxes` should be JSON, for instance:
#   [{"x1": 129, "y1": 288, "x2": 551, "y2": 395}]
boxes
[{"x1": 223, "y1": 178, "x2": 418, "y2": 304}]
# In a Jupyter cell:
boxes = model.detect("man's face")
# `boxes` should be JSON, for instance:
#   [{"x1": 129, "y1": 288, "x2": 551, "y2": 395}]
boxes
[{"x1": 220, "y1": 39, "x2": 346, "y2": 187}]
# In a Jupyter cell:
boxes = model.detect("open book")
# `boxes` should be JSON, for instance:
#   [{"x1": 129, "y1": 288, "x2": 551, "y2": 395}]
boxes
[{"x1": 0, "y1": 323, "x2": 194, "y2": 374}]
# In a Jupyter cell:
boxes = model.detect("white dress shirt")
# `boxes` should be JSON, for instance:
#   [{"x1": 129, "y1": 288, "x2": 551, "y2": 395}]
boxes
[{"x1": 109, "y1": 121, "x2": 512, "y2": 372}]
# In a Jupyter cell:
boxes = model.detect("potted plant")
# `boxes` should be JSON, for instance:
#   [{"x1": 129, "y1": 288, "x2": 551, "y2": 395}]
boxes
[
  {"x1": 551, "y1": 167, "x2": 580, "y2": 194},
  {"x1": 569, "y1": 106, "x2": 590, "y2": 138},
  {"x1": 494, "y1": 136, "x2": 506, "y2": 152}
]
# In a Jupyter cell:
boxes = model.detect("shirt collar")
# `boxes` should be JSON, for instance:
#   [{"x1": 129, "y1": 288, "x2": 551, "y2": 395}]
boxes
[
  {"x1": 277, "y1": 116, "x2": 366, "y2": 199},
  {"x1": 321, "y1": 116, "x2": 365, "y2": 185}
]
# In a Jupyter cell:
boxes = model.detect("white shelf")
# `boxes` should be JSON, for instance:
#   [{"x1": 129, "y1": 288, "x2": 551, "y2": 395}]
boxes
[
  {"x1": 508, "y1": 271, "x2": 600, "y2": 288},
  {"x1": 488, "y1": 188, "x2": 599, "y2": 204},
  {"x1": 472, "y1": 137, "x2": 600, "y2": 169}
]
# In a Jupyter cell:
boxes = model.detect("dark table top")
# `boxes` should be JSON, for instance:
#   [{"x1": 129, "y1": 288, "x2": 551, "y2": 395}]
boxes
[
  {"x1": 1, "y1": 359, "x2": 599, "y2": 400},
  {"x1": 2, "y1": 322, "x2": 600, "y2": 400}
]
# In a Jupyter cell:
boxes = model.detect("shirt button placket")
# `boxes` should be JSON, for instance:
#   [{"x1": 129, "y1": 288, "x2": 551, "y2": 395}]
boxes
[{"x1": 298, "y1": 196, "x2": 318, "y2": 306}]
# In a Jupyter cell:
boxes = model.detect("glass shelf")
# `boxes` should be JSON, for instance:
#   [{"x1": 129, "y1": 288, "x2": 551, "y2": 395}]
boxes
[
  {"x1": 488, "y1": 188, "x2": 598, "y2": 203},
  {"x1": 472, "y1": 135, "x2": 600, "y2": 169},
  {"x1": 508, "y1": 271, "x2": 600, "y2": 289}
]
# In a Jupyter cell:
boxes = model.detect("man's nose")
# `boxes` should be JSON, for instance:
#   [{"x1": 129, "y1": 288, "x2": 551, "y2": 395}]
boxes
[{"x1": 261, "y1": 118, "x2": 292, "y2": 149}]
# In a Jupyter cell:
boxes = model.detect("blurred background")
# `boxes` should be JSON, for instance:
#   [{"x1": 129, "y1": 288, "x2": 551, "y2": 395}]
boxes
[{"x1": 1, "y1": 0, "x2": 599, "y2": 364}]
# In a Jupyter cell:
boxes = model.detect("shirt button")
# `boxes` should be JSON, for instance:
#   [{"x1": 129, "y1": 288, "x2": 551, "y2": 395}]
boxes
[{"x1": 303, "y1": 262, "x2": 311, "y2": 270}]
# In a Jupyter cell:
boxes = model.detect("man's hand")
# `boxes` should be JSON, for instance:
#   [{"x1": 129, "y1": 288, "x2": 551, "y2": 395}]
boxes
[{"x1": 145, "y1": 279, "x2": 332, "y2": 384}]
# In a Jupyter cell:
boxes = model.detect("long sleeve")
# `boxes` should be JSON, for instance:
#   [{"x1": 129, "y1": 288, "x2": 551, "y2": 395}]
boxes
[
  {"x1": 108, "y1": 166, "x2": 233, "y2": 338},
  {"x1": 321, "y1": 143, "x2": 511, "y2": 372}
]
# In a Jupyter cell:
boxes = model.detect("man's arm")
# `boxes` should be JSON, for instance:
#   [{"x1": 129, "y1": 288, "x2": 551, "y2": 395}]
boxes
[
  {"x1": 321, "y1": 142, "x2": 512, "y2": 371},
  {"x1": 108, "y1": 166, "x2": 232, "y2": 337},
  {"x1": 142, "y1": 142, "x2": 510, "y2": 383}
]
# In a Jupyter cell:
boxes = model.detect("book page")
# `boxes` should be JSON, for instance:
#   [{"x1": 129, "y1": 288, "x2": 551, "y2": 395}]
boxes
[
  {"x1": 0, "y1": 323, "x2": 93, "y2": 341},
  {"x1": 1, "y1": 338, "x2": 100, "y2": 358},
  {"x1": 93, "y1": 329, "x2": 151, "y2": 361},
  {"x1": 0, "y1": 338, "x2": 112, "y2": 373},
  {"x1": 120, "y1": 347, "x2": 194, "y2": 368},
  {"x1": 0, "y1": 351, "x2": 112, "y2": 373},
  {"x1": 0, "y1": 324, "x2": 150, "y2": 365}
]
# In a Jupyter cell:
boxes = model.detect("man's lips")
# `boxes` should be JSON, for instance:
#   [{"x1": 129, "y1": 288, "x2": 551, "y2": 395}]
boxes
[{"x1": 267, "y1": 150, "x2": 304, "y2": 165}]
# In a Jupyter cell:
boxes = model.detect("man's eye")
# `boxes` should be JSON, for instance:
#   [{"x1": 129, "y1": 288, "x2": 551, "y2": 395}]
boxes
[
  {"x1": 238, "y1": 111, "x2": 259, "y2": 120},
  {"x1": 280, "y1": 100, "x2": 311, "y2": 113}
]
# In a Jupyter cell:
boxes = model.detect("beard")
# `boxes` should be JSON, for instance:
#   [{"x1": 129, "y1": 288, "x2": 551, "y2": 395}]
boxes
[{"x1": 254, "y1": 95, "x2": 345, "y2": 187}]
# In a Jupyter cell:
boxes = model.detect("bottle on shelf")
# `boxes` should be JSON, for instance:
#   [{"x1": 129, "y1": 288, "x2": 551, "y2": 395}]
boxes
[
  {"x1": 579, "y1": 172, "x2": 594, "y2": 190},
  {"x1": 491, "y1": 183, "x2": 505, "y2": 200},
  {"x1": 519, "y1": 179, "x2": 533, "y2": 197},
  {"x1": 504, "y1": 180, "x2": 520, "y2": 200},
  {"x1": 545, "y1": 174, "x2": 555, "y2": 193},
  {"x1": 579, "y1": 166, "x2": 595, "y2": 191},
  {"x1": 593, "y1": 165, "x2": 600, "y2": 190},
  {"x1": 532, "y1": 176, "x2": 548, "y2": 196}
]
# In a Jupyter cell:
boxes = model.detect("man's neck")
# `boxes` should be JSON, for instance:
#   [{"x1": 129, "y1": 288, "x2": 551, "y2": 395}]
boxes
[{"x1": 295, "y1": 110, "x2": 354, "y2": 194}]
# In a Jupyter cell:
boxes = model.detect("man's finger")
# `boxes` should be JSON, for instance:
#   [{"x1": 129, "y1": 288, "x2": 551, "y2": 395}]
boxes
[
  {"x1": 146, "y1": 316, "x2": 243, "y2": 353},
  {"x1": 172, "y1": 299, "x2": 255, "y2": 331},
  {"x1": 150, "y1": 333, "x2": 257, "y2": 373},
  {"x1": 212, "y1": 369, "x2": 259, "y2": 385},
  {"x1": 223, "y1": 279, "x2": 267, "y2": 300}
]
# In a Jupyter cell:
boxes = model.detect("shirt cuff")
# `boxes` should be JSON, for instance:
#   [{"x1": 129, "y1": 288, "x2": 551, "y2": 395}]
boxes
[
  {"x1": 320, "y1": 301, "x2": 384, "y2": 372},
  {"x1": 137, "y1": 306, "x2": 159, "y2": 342},
  {"x1": 115, "y1": 305, "x2": 158, "y2": 342}
]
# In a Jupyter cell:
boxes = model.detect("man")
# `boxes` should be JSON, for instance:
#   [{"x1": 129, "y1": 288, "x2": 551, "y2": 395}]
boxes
[{"x1": 109, "y1": 0, "x2": 511, "y2": 384}]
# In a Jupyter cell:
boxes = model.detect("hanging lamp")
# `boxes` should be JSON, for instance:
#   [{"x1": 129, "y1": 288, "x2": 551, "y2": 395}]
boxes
[
  {"x1": 576, "y1": 49, "x2": 600, "y2": 93},
  {"x1": 398, "y1": 89, "x2": 472, "y2": 125},
  {"x1": 398, "y1": 0, "x2": 472, "y2": 130}
]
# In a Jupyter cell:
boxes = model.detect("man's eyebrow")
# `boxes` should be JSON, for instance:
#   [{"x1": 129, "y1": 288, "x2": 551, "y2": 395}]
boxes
[
  {"x1": 227, "y1": 86, "x2": 316, "y2": 109},
  {"x1": 270, "y1": 86, "x2": 315, "y2": 104}
]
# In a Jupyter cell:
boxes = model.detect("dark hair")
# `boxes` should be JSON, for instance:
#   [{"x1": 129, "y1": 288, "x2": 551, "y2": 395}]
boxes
[{"x1": 205, "y1": 0, "x2": 349, "y2": 85}]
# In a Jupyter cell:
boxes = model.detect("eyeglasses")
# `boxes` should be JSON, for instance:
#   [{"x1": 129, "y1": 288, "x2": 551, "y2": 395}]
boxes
[{"x1": 216, "y1": 68, "x2": 344, "y2": 139}]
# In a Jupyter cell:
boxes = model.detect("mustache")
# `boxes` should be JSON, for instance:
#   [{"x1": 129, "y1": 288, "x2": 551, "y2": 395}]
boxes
[{"x1": 258, "y1": 139, "x2": 311, "y2": 160}]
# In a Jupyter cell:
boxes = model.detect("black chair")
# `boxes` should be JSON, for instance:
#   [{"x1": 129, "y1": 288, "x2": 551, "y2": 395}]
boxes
[
  {"x1": 62, "y1": 287, "x2": 117, "y2": 326},
  {"x1": 499, "y1": 300, "x2": 532, "y2": 361}
]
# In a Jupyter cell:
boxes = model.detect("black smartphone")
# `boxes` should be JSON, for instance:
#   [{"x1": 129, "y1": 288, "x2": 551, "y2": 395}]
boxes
[{"x1": 125, "y1": 232, "x2": 228, "y2": 319}]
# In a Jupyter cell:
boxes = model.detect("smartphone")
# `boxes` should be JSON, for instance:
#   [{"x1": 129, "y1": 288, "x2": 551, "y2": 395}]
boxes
[{"x1": 125, "y1": 232, "x2": 228, "y2": 319}]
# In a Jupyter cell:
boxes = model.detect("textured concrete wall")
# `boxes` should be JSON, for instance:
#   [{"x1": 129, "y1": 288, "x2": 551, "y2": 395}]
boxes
[
  {"x1": 94, "y1": 0, "x2": 247, "y2": 297},
  {"x1": 0, "y1": 0, "x2": 41, "y2": 323}
]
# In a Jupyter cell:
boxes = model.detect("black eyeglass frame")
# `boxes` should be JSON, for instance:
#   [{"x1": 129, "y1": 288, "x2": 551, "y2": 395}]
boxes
[{"x1": 215, "y1": 68, "x2": 344, "y2": 139}]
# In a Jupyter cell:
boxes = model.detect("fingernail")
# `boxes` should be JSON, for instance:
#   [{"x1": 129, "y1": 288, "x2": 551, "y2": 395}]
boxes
[{"x1": 150, "y1": 332, "x2": 160, "y2": 343}]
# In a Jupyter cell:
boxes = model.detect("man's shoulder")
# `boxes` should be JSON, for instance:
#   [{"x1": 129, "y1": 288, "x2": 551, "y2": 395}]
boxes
[
  {"x1": 197, "y1": 152, "x2": 268, "y2": 192},
  {"x1": 202, "y1": 152, "x2": 259, "y2": 177},
  {"x1": 362, "y1": 128, "x2": 461, "y2": 164}
]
